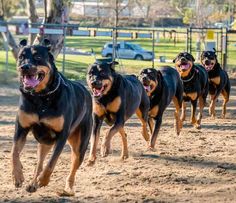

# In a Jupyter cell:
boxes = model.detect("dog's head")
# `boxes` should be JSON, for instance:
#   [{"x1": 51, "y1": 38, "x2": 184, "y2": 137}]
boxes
[
  {"x1": 201, "y1": 50, "x2": 217, "y2": 71},
  {"x1": 139, "y1": 68, "x2": 161, "y2": 96},
  {"x1": 17, "y1": 39, "x2": 56, "y2": 93},
  {"x1": 173, "y1": 52, "x2": 195, "y2": 77},
  {"x1": 87, "y1": 60, "x2": 118, "y2": 98}
]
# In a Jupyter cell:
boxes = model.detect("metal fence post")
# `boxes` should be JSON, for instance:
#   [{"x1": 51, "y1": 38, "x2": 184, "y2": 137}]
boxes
[
  {"x1": 62, "y1": 24, "x2": 67, "y2": 75},
  {"x1": 5, "y1": 27, "x2": 9, "y2": 82},
  {"x1": 152, "y1": 30, "x2": 155, "y2": 68}
]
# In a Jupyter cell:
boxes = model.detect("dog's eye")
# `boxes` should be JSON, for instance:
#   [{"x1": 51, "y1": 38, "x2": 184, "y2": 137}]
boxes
[
  {"x1": 34, "y1": 55, "x2": 41, "y2": 61},
  {"x1": 100, "y1": 71, "x2": 106, "y2": 76},
  {"x1": 18, "y1": 55, "x2": 24, "y2": 60}
]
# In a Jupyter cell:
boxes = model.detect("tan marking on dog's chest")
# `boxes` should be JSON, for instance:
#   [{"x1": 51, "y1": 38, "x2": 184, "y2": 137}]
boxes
[
  {"x1": 210, "y1": 76, "x2": 220, "y2": 85},
  {"x1": 184, "y1": 92, "x2": 198, "y2": 100},
  {"x1": 93, "y1": 101, "x2": 105, "y2": 117},
  {"x1": 106, "y1": 96, "x2": 121, "y2": 113},
  {"x1": 149, "y1": 105, "x2": 159, "y2": 117},
  {"x1": 40, "y1": 115, "x2": 64, "y2": 132},
  {"x1": 18, "y1": 110, "x2": 39, "y2": 128},
  {"x1": 18, "y1": 110, "x2": 64, "y2": 132}
]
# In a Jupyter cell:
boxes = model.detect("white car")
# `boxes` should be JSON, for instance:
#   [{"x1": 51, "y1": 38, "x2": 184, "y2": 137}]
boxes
[{"x1": 101, "y1": 41, "x2": 154, "y2": 60}]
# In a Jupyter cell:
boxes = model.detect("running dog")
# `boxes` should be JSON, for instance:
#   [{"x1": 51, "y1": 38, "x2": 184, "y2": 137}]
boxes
[
  {"x1": 201, "y1": 50, "x2": 230, "y2": 118},
  {"x1": 86, "y1": 60, "x2": 150, "y2": 165},
  {"x1": 173, "y1": 52, "x2": 209, "y2": 129},
  {"x1": 139, "y1": 67, "x2": 183, "y2": 150},
  {"x1": 11, "y1": 39, "x2": 92, "y2": 196}
]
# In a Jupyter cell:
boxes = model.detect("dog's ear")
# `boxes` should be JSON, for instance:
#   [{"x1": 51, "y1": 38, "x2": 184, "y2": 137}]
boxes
[
  {"x1": 109, "y1": 60, "x2": 118, "y2": 71},
  {"x1": 19, "y1": 39, "x2": 27, "y2": 48},
  {"x1": 173, "y1": 56, "x2": 177, "y2": 63},
  {"x1": 189, "y1": 54, "x2": 195, "y2": 62},
  {"x1": 42, "y1": 39, "x2": 52, "y2": 50}
]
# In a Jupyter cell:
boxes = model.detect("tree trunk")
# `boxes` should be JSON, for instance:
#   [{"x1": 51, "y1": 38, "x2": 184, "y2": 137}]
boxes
[
  {"x1": 34, "y1": 0, "x2": 69, "y2": 58},
  {"x1": 0, "y1": 1, "x2": 18, "y2": 59},
  {"x1": 26, "y1": 0, "x2": 39, "y2": 45}
]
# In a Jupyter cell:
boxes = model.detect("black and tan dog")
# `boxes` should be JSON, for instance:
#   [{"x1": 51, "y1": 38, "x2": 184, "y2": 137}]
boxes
[
  {"x1": 86, "y1": 60, "x2": 150, "y2": 165},
  {"x1": 139, "y1": 67, "x2": 183, "y2": 150},
  {"x1": 173, "y1": 52, "x2": 209, "y2": 129},
  {"x1": 11, "y1": 39, "x2": 92, "y2": 196},
  {"x1": 201, "y1": 50, "x2": 230, "y2": 118}
]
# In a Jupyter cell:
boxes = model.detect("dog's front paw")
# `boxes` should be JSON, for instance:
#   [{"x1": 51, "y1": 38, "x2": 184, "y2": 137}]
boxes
[
  {"x1": 57, "y1": 188, "x2": 75, "y2": 197},
  {"x1": 26, "y1": 182, "x2": 38, "y2": 193},
  {"x1": 12, "y1": 168, "x2": 24, "y2": 188},
  {"x1": 100, "y1": 144, "x2": 110, "y2": 157},
  {"x1": 37, "y1": 171, "x2": 51, "y2": 187},
  {"x1": 87, "y1": 159, "x2": 96, "y2": 166}
]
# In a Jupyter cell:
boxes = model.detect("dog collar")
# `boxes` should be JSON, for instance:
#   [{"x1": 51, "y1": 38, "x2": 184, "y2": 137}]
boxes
[{"x1": 182, "y1": 69, "x2": 196, "y2": 83}]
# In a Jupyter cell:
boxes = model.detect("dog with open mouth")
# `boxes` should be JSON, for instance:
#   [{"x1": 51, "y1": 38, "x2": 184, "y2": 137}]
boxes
[
  {"x1": 139, "y1": 66, "x2": 183, "y2": 150},
  {"x1": 11, "y1": 39, "x2": 93, "y2": 196},
  {"x1": 86, "y1": 60, "x2": 150, "y2": 165},
  {"x1": 201, "y1": 50, "x2": 230, "y2": 118},
  {"x1": 173, "y1": 52, "x2": 209, "y2": 129}
]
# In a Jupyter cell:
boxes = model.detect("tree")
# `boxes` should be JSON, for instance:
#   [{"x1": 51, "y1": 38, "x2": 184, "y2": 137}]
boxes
[{"x1": 1, "y1": 0, "x2": 70, "y2": 59}]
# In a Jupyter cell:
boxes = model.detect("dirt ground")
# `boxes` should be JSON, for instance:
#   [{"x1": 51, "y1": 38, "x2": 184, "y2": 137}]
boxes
[{"x1": 0, "y1": 78, "x2": 236, "y2": 203}]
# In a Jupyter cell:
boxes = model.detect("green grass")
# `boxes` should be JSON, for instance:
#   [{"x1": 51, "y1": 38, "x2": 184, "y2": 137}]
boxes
[{"x1": 1, "y1": 33, "x2": 236, "y2": 82}]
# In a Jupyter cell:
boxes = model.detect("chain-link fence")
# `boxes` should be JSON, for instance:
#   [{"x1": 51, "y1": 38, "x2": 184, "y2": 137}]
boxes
[{"x1": 0, "y1": 22, "x2": 235, "y2": 83}]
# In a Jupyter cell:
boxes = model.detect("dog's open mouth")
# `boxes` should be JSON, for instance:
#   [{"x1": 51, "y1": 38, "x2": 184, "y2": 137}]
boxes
[
  {"x1": 179, "y1": 63, "x2": 191, "y2": 71},
  {"x1": 92, "y1": 84, "x2": 107, "y2": 97},
  {"x1": 143, "y1": 85, "x2": 151, "y2": 92},
  {"x1": 203, "y1": 63, "x2": 214, "y2": 71},
  {"x1": 22, "y1": 71, "x2": 45, "y2": 89}
]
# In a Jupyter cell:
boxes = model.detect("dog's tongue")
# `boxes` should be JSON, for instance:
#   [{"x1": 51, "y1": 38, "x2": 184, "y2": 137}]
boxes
[
  {"x1": 180, "y1": 64, "x2": 190, "y2": 70},
  {"x1": 144, "y1": 85, "x2": 151, "y2": 92},
  {"x1": 23, "y1": 75, "x2": 40, "y2": 88},
  {"x1": 93, "y1": 88, "x2": 103, "y2": 97}
]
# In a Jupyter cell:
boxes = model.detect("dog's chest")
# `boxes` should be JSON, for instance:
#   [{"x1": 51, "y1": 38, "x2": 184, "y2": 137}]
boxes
[
  {"x1": 18, "y1": 109, "x2": 64, "y2": 132},
  {"x1": 93, "y1": 96, "x2": 121, "y2": 116},
  {"x1": 210, "y1": 76, "x2": 221, "y2": 85}
]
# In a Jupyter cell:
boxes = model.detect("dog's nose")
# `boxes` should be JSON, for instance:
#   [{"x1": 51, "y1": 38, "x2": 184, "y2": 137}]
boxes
[
  {"x1": 142, "y1": 76, "x2": 148, "y2": 82},
  {"x1": 91, "y1": 80, "x2": 102, "y2": 88},
  {"x1": 205, "y1": 60, "x2": 211, "y2": 65},
  {"x1": 20, "y1": 64, "x2": 31, "y2": 70}
]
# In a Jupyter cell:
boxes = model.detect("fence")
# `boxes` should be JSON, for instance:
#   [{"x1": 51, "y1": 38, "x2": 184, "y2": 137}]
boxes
[{"x1": 0, "y1": 22, "x2": 235, "y2": 82}]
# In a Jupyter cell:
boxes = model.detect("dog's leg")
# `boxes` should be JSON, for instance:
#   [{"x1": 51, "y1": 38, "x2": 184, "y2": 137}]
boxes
[
  {"x1": 190, "y1": 100, "x2": 200, "y2": 129},
  {"x1": 11, "y1": 123, "x2": 29, "y2": 188},
  {"x1": 148, "y1": 118, "x2": 155, "y2": 134},
  {"x1": 197, "y1": 95, "x2": 204, "y2": 128},
  {"x1": 173, "y1": 96, "x2": 182, "y2": 135},
  {"x1": 136, "y1": 108, "x2": 149, "y2": 142},
  {"x1": 119, "y1": 128, "x2": 128, "y2": 160},
  {"x1": 101, "y1": 113, "x2": 124, "y2": 157},
  {"x1": 209, "y1": 94, "x2": 216, "y2": 118},
  {"x1": 26, "y1": 143, "x2": 52, "y2": 193},
  {"x1": 180, "y1": 101, "x2": 186, "y2": 122},
  {"x1": 221, "y1": 89, "x2": 229, "y2": 118},
  {"x1": 87, "y1": 114, "x2": 103, "y2": 166},
  {"x1": 36, "y1": 130, "x2": 68, "y2": 188},
  {"x1": 149, "y1": 114, "x2": 163, "y2": 150}
]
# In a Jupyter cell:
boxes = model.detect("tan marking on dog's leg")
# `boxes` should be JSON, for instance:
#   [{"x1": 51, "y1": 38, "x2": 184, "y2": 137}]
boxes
[
  {"x1": 11, "y1": 138, "x2": 27, "y2": 188},
  {"x1": 26, "y1": 144, "x2": 52, "y2": 193},
  {"x1": 190, "y1": 101, "x2": 198, "y2": 128},
  {"x1": 197, "y1": 96, "x2": 204, "y2": 128},
  {"x1": 136, "y1": 108, "x2": 149, "y2": 141},
  {"x1": 119, "y1": 128, "x2": 128, "y2": 160},
  {"x1": 173, "y1": 96, "x2": 182, "y2": 135},
  {"x1": 209, "y1": 94, "x2": 216, "y2": 118},
  {"x1": 180, "y1": 101, "x2": 186, "y2": 122},
  {"x1": 58, "y1": 132, "x2": 81, "y2": 196},
  {"x1": 148, "y1": 118, "x2": 155, "y2": 134},
  {"x1": 221, "y1": 90, "x2": 229, "y2": 118}
]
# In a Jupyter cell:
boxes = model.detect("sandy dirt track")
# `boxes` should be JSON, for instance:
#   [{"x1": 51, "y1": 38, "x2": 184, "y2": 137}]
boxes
[{"x1": 0, "y1": 78, "x2": 235, "y2": 203}]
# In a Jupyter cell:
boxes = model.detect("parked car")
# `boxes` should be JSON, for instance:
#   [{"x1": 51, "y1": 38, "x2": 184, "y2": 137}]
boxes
[{"x1": 101, "y1": 41, "x2": 155, "y2": 61}]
